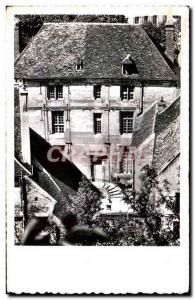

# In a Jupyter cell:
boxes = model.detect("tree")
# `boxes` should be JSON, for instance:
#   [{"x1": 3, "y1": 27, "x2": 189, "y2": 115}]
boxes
[
  {"x1": 143, "y1": 21, "x2": 166, "y2": 49},
  {"x1": 143, "y1": 18, "x2": 181, "y2": 52},
  {"x1": 112, "y1": 165, "x2": 180, "y2": 246},
  {"x1": 16, "y1": 14, "x2": 128, "y2": 52},
  {"x1": 69, "y1": 176, "x2": 102, "y2": 226}
]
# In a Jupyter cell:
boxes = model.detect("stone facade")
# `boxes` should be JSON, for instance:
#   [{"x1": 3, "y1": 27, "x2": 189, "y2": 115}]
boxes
[{"x1": 17, "y1": 82, "x2": 178, "y2": 184}]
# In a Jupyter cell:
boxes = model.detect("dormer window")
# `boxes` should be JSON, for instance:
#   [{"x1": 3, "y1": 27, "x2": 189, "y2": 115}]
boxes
[
  {"x1": 76, "y1": 58, "x2": 84, "y2": 70},
  {"x1": 122, "y1": 55, "x2": 138, "y2": 75}
]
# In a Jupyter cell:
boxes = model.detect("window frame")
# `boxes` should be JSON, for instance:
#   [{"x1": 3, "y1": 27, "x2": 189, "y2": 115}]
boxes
[
  {"x1": 120, "y1": 111, "x2": 134, "y2": 134},
  {"x1": 120, "y1": 86, "x2": 135, "y2": 101},
  {"x1": 134, "y1": 17, "x2": 139, "y2": 24},
  {"x1": 94, "y1": 113, "x2": 102, "y2": 134},
  {"x1": 52, "y1": 111, "x2": 64, "y2": 134},
  {"x1": 47, "y1": 85, "x2": 63, "y2": 100},
  {"x1": 76, "y1": 58, "x2": 84, "y2": 70},
  {"x1": 94, "y1": 85, "x2": 102, "y2": 99}
]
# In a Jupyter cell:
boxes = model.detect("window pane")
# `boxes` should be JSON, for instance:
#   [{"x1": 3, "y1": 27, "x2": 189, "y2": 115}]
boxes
[
  {"x1": 56, "y1": 85, "x2": 63, "y2": 98},
  {"x1": 48, "y1": 86, "x2": 55, "y2": 98},
  {"x1": 120, "y1": 112, "x2": 134, "y2": 134},
  {"x1": 94, "y1": 113, "x2": 102, "y2": 134},
  {"x1": 94, "y1": 85, "x2": 101, "y2": 99}
]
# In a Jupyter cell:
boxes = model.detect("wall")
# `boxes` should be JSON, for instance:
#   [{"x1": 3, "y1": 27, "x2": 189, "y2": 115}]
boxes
[
  {"x1": 20, "y1": 83, "x2": 177, "y2": 182},
  {"x1": 158, "y1": 155, "x2": 180, "y2": 192},
  {"x1": 25, "y1": 177, "x2": 56, "y2": 220},
  {"x1": 132, "y1": 134, "x2": 155, "y2": 191},
  {"x1": 143, "y1": 87, "x2": 178, "y2": 110}
]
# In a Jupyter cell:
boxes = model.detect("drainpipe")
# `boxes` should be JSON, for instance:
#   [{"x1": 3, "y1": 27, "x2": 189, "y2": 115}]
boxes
[{"x1": 137, "y1": 83, "x2": 144, "y2": 116}]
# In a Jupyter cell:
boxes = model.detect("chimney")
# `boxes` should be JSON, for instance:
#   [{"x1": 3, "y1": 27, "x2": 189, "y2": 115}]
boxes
[
  {"x1": 165, "y1": 19, "x2": 175, "y2": 62},
  {"x1": 157, "y1": 97, "x2": 167, "y2": 113},
  {"x1": 14, "y1": 18, "x2": 20, "y2": 61}
]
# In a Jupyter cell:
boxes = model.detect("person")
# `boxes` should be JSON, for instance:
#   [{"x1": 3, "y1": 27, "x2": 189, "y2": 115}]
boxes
[
  {"x1": 22, "y1": 214, "x2": 66, "y2": 245},
  {"x1": 61, "y1": 212, "x2": 108, "y2": 245}
]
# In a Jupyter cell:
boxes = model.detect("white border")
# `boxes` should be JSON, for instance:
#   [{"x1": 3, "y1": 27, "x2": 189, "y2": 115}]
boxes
[{"x1": 5, "y1": 3, "x2": 189, "y2": 295}]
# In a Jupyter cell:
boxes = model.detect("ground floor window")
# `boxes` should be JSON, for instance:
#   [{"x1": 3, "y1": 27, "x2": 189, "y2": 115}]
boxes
[{"x1": 52, "y1": 111, "x2": 64, "y2": 133}]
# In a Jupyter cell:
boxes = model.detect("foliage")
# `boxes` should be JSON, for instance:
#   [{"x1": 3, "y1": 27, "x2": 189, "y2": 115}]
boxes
[
  {"x1": 109, "y1": 165, "x2": 180, "y2": 246},
  {"x1": 70, "y1": 176, "x2": 102, "y2": 226},
  {"x1": 16, "y1": 14, "x2": 128, "y2": 52},
  {"x1": 143, "y1": 21, "x2": 166, "y2": 49},
  {"x1": 143, "y1": 18, "x2": 181, "y2": 52}
]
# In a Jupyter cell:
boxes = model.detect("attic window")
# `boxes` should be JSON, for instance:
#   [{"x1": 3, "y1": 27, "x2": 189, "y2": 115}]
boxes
[
  {"x1": 122, "y1": 55, "x2": 138, "y2": 75},
  {"x1": 76, "y1": 58, "x2": 84, "y2": 70}
]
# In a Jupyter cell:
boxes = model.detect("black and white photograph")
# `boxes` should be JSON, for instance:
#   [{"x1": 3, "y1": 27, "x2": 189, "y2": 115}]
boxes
[{"x1": 5, "y1": 3, "x2": 190, "y2": 295}]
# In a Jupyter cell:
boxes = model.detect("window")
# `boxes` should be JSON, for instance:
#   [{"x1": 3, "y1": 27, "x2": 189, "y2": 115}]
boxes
[
  {"x1": 76, "y1": 58, "x2": 84, "y2": 70},
  {"x1": 153, "y1": 15, "x2": 157, "y2": 25},
  {"x1": 94, "y1": 85, "x2": 101, "y2": 99},
  {"x1": 120, "y1": 148, "x2": 133, "y2": 173},
  {"x1": 121, "y1": 86, "x2": 135, "y2": 100},
  {"x1": 94, "y1": 113, "x2": 102, "y2": 134},
  {"x1": 56, "y1": 85, "x2": 63, "y2": 98},
  {"x1": 144, "y1": 16, "x2": 148, "y2": 22},
  {"x1": 47, "y1": 85, "x2": 63, "y2": 99},
  {"x1": 120, "y1": 111, "x2": 134, "y2": 134},
  {"x1": 106, "y1": 204, "x2": 112, "y2": 211},
  {"x1": 122, "y1": 56, "x2": 138, "y2": 75},
  {"x1": 52, "y1": 111, "x2": 64, "y2": 133},
  {"x1": 134, "y1": 17, "x2": 139, "y2": 24}
]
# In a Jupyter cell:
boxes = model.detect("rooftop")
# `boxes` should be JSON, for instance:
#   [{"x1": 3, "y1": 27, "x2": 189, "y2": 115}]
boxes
[{"x1": 15, "y1": 22, "x2": 177, "y2": 82}]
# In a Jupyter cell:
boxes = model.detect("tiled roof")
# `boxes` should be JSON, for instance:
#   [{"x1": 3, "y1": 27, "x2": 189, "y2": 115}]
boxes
[
  {"x1": 131, "y1": 103, "x2": 157, "y2": 148},
  {"x1": 153, "y1": 96, "x2": 180, "y2": 172},
  {"x1": 15, "y1": 23, "x2": 177, "y2": 82},
  {"x1": 154, "y1": 96, "x2": 180, "y2": 134}
]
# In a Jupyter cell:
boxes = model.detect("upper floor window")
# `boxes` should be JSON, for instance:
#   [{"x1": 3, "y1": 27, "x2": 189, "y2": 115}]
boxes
[
  {"x1": 94, "y1": 113, "x2": 102, "y2": 134},
  {"x1": 122, "y1": 55, "x2": 138, "y2": 75},
  {"x1": 134, "y1": 17, "x2": 139, "y2": 24},
  {"x1": 47, "y1": 85, "x2": 63, "y2": 100},
  {"x1": 120, "y1": 111, "x2": 134, "y2": 134},
  {"x1": 52, "y1": 111, "x2": 64, "y2": 133},
  {"x1": 76, "y1": 58, "x2": 84, "y2": 70},
  {"x1": 94, "y1": 85, "x2": 101, "y2": 99},
  {"x1": 121, "y1": 86, "x2": 135, "y2": 101}
]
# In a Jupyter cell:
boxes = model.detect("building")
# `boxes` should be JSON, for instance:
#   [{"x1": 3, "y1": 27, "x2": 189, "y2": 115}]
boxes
[
  {"x1": 131, "y1": 15, "x2": 180, "y2": 26},
  {"x1": 14, "y1": 22, "x2": 180, "y2": 215},
  {"x1": 14, "y1": 86, "x2": 100, "y2": 243},
  {"x1": 130, "y1": 95, "x2": 180, "y2": 235}
]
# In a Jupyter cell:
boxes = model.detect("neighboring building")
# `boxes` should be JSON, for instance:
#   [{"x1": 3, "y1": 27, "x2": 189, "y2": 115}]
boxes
[
  {"x1": 130, "y1": 95, "x2": 180, "y2": 235},
  {"x1": 14, "y1": 22, "x2": 179, "y2": 200},
  {"x1": 131, "y1": 95, "x2": 180, "y2": 192},
  {"x1": 131, "y1": 15, "x2": 180, "y2": 26}
]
